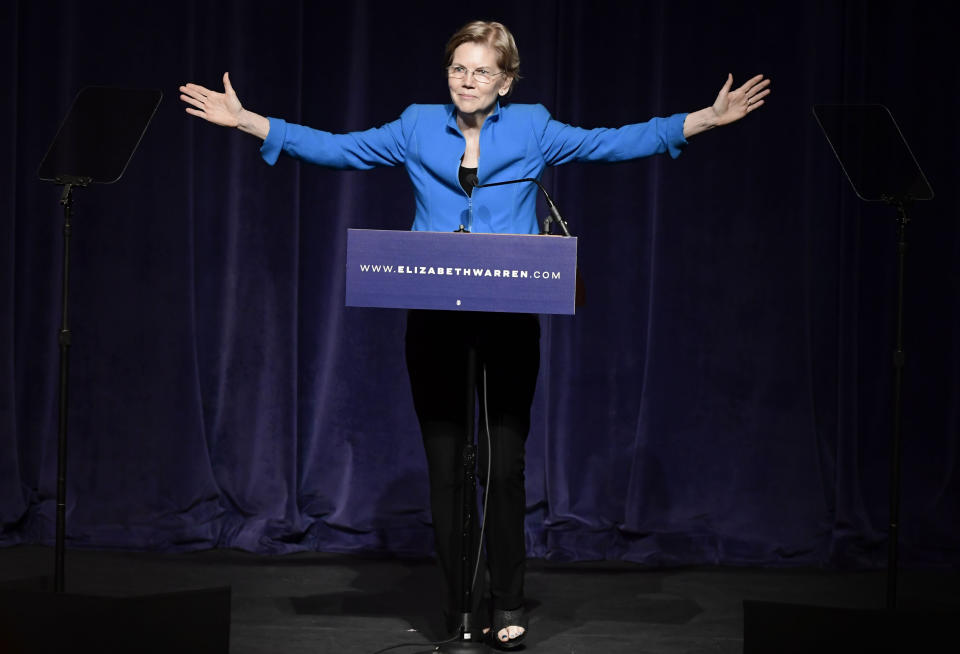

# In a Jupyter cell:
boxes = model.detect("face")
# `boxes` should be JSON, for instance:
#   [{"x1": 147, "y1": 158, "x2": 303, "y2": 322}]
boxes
[{"x1": 448, "y1": 42, "x2": 512, "y2": 120}]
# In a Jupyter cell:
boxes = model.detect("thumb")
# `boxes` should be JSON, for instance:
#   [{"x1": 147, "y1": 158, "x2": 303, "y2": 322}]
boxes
[{"x1": 223, "y1": 71, "x2": 234, "y2": 94}]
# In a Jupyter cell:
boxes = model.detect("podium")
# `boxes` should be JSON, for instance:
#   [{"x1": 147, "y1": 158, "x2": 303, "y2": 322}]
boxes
[
  {"x1": 346, "y1": 228, "x2": 577, "y2": 651},
  {"x1": 346, "y1": 229, "x2": 578, "y2": 314}
]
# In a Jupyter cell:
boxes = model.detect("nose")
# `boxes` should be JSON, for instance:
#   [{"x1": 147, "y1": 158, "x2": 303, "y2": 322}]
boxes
[{"x1": 462, "y1": 70, "x2": 477, "y2": 87}]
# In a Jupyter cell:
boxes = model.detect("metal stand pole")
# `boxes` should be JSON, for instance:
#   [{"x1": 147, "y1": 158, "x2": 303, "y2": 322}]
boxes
[
  {"x1": 885, "y1": 201, "x2": 909, "y2": 610},
  {"x1": 52, "y1": 177, "x2": 90, "y2": 592},
  {"x1": 53, "y1": 181, "x2": 81, "y2": 593},
  {"x1": 438, "y1": 343, "x2": 487, "y2": 652}
]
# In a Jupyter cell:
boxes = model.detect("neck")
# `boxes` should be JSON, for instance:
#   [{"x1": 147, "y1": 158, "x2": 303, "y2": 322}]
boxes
[{"x1": 457, "y1": 102, "x2": 497, "y2": 132}]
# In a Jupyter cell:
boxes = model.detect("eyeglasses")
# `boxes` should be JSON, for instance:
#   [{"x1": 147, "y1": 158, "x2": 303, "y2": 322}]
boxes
[{"x1": 446, "y1": 65, "x2": 506, "y2": 85}]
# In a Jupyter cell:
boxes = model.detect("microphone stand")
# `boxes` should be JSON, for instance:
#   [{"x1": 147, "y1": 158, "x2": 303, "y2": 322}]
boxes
[
  {"x1": 443, "y1": 187, "x2": 489, "y2": 653},
  {"x1": 441, "y1": 175, "x2": 578, "y2": 651},
  {"x1": 436, "y1": 341, "x2": 487, "y2": 653}
]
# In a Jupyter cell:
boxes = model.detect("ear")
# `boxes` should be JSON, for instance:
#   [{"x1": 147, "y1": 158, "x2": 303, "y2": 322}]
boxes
[{"x1": 499, "y1": 76, "x2": 513, "y2": 96}]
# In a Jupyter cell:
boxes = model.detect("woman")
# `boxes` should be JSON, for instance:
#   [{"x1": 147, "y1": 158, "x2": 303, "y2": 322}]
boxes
[{"x1": 180, "y1": 20, "x2": 769, "y2": 649}]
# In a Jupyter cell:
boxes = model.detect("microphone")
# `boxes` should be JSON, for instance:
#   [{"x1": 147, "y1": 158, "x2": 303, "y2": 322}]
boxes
[{"x1": 474, "y1": 177, "x2": 572, "y2": 237}]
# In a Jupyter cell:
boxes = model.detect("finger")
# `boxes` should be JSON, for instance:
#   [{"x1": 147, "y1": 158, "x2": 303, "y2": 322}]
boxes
[
  {"x1": 184, "y1": 107, "x2": 205, "y2": 117},
  {"x1": 223, "y1": 72, "x2": 241, "y2": 103},
  {"x1": 180, "y1": 82, "x2": 213, "y2": 96},
  {"x1": 179, "y1": 88, "x2": 208, "y2": 103},
  {"x1": 746, "y1": 98, "x2": 765, "y2": 112},
  {"x1": 745, "y1": 88, "x2": 771, "y2": 108},
  {"x1": 740, "y1": 75, "x2": 769, "y2": 94},
  {"x1": 747, "y1": 79, "x2": 771, "y2": 94},
  {"x1": 180, "y1": 94, "x2": 206, "y2": 110},
  {"x1": 722, "y1": 72, "x2": 733, "y2": 92}
]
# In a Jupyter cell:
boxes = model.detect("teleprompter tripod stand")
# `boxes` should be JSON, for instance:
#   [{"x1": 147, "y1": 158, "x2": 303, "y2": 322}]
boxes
[
  {"x1": 0, "y1": 86, "x2": 230, "y2": 654},
  {"x1": 743, "y1": 104, "x2": 948, "y2": 653}
]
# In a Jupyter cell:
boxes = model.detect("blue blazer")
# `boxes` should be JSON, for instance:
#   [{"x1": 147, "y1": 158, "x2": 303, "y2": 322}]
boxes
[{"x1": 261, "y1": 103, "x2": 688, "y2": 234}]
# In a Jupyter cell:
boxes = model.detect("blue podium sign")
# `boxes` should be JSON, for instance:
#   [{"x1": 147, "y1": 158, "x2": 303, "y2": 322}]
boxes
[{"x1": 346, "y1": 229, "x2": 577, "y2": 314}]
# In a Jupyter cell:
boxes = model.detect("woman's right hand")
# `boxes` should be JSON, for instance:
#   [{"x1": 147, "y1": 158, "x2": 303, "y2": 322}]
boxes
[{"x1": 180, "y1": 72, "x2": 243, "y2": 127}]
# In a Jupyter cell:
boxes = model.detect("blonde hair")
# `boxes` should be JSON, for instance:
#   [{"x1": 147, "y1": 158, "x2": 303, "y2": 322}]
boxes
[{"x1": 444, "y1": 20, "x2": 522, "y2": 93}]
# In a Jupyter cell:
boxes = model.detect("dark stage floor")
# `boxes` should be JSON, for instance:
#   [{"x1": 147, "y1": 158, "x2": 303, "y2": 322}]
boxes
[{"x1": 0, "y1": 545, "x2": 957, "y2": 653}]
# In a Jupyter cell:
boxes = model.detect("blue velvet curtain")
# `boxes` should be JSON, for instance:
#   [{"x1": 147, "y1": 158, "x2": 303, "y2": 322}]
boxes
[{"x1": 1, "y1": 0, "x2": 957, "y2": 567}]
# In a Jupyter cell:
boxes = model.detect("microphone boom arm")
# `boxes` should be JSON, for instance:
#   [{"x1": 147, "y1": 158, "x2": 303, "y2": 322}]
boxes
[{"x1": 474, "y1": 177, "x2": 572, "y2": 237}]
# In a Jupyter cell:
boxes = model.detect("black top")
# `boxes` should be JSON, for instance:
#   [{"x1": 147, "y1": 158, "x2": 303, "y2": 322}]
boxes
[{"x1": 459, "y1": 165, "x2": 478, "y2": 197}]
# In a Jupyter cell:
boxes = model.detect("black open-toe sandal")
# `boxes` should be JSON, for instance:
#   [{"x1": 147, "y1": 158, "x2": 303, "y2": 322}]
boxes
[{"x1": 488, "y1": 606, "x2": 527, "y2": 650}]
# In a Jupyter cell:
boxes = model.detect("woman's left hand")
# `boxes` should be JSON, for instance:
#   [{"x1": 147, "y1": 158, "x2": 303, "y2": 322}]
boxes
[{"x1": 711, "y1": 73, "x2": 771, "y2": 126}]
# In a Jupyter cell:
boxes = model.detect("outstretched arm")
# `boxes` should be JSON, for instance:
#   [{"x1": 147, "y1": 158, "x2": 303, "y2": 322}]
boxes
[
  {"x1": 179, "y1": 72, "x2": 271, "y2": 140},
  {"x1": 683, "y1": 74, "x2": 771, "y2": 138}
]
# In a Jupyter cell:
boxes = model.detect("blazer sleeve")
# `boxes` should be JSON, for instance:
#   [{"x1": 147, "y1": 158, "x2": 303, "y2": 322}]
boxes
[
  {"x1": 532, "y1": 104, "x2": 688, "y2": 166},
  {"x1": 260, "y1": 104, "x2": 419, "y2": 169}
]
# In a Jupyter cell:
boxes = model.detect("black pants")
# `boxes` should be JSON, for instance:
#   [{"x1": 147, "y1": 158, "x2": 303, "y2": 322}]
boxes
[{"x1": 405, "y1": 310, "x2": 540, "y2": 616}]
